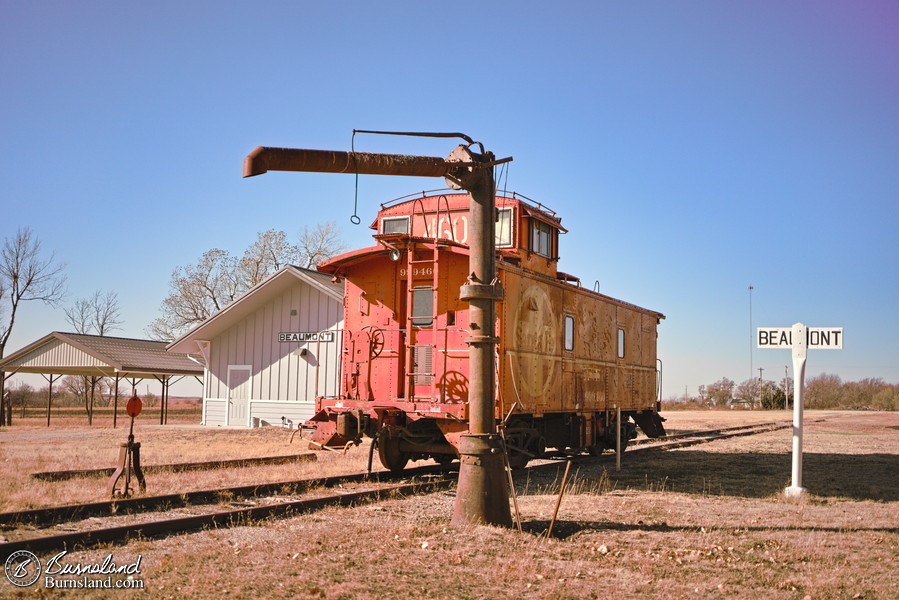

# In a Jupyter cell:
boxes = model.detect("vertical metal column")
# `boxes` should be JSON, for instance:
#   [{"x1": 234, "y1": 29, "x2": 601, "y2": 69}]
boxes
[{"x1": 450, "y1": 146, "x2": 511, "y2": 527}]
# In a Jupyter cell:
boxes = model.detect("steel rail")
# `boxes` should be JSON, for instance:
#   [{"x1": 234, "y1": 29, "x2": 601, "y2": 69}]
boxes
[
  {"x1": 0, "y1": 463, "x2": 452, "y2": 529},
  {"x1": 31, "y1": 453, "x2": 317, "y2": 481},
  {"x1": 630, "y1": 420, "x2": 786, "y2": 446},
  {"x1": 0, "y1": 478, "x2": 454, "y2": 559}
]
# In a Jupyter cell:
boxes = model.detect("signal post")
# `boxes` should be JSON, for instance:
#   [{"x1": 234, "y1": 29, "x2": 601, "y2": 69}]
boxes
[{"x1": 757, "y1": 323, "x2": 843, "y2": 497}]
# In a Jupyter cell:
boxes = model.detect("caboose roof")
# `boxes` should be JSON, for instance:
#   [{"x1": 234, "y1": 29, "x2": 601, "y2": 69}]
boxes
[
  {"x1": 370, "y1": 191, "x2": 567, "y2": 233},
  {"x1": 317, "y1": 240, "x2": 469, "y2": 274}
]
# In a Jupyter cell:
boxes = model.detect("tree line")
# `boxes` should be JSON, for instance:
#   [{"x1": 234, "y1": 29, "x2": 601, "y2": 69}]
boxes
[{"x1": 685, "y1": 375, "x2": 898, "y2": 411}]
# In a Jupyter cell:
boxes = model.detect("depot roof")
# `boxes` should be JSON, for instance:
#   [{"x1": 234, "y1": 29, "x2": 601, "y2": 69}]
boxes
[{"x1": 0, "y1": 332, "x2": 204, "y2": 379}]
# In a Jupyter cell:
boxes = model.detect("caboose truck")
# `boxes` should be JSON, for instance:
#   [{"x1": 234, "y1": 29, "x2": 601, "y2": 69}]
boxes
[{"x1": 244, "y1": 137, "x2": 667, "y2": 527}]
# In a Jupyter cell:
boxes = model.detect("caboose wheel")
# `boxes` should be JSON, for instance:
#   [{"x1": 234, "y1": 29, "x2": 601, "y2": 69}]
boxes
[
  {"x1": 433, "y1": 454, "x2": 456, "y2": 466},
  {"x1": 378, "y1": 434, "x2": 409, "y2": 472},
  {"x1": 587, "y1": 444, "x2": 605, "y2": 456},
  {"x1": 507, "y1": 448, "x2": 530, "y2": 469}
]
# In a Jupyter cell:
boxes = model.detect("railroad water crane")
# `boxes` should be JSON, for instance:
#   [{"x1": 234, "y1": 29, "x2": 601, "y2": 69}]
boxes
[{"x1": 243, "y1": 135, "x2": 515, "y2": 527}]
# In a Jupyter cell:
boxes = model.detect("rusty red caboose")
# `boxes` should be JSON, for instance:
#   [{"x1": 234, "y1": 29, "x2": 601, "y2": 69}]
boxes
[{"x1": 309, "y1": 190, "x2": 666, "y2": 470}]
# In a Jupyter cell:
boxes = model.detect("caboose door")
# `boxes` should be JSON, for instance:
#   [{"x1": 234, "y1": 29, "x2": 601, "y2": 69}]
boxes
[
  {"x1": 408, "y1": 285, "x2": 436, "y2": 399},
  {"x1": 400, "y1": 241, "x2": 442, "y2": 401}
]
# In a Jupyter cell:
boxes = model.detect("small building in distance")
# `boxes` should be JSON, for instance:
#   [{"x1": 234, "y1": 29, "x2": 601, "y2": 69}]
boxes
[{"x1": 167, "y1": 265, "x2": 344, "y2": 428}]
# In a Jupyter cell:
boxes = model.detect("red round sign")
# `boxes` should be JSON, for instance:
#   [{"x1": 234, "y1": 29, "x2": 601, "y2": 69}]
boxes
[{"x1": 126, "y1": 395, "x2": 142, "y2": 418}]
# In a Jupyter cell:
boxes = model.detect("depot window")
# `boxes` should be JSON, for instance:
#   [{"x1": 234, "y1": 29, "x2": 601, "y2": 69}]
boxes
[
  {"x1": 564, "y1": 315, "x2": 575, "y2": 352},
  {"x1": 496, "y1": 207, "x2": 513, "y2": 247},
  {"x1": 531, "y1": 219, "x2": 553, "y2": 258},
  {"x1": 617, "y1": 327, "x2": 626, "y2": 359},
  {"x1": 411, "y1": 287, "x2": 433, "y2": 327},
  {"x1": 382, "y1": 216, "x2": 409, "y2": 235}
]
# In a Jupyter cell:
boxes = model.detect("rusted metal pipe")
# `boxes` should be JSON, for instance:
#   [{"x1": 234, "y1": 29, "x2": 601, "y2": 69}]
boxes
[{"x1": 243, "y1": 147, "x2": 453, "y2": 179}]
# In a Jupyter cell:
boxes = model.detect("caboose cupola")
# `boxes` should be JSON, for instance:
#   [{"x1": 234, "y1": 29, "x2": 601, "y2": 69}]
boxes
[{"x1": 371, "y1": 190, "x2": 567, "y2": 280}]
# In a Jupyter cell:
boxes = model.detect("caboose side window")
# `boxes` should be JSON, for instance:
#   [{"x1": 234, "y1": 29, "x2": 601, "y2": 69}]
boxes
[
  {"x1": 382, "y1": 216, "x2": 409, "y2": 235},
  {"x1": 564, "y1": 315, "x2": 575, "y2": 352},
  {"x1": 496, "y1": 207, "x2": 513, "y2": 247},
  {"x1": 411, "y1": 287, "x2": 433, "y2": 327},
  {"x1": 531, "y1": 219, "x2": 553, "y2": 257},
  {"x1": 617, "y1": 327, "x2": 626, "y2": 359}
]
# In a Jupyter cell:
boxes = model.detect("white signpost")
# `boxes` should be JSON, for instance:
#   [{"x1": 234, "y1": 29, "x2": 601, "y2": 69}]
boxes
[{"x1": 757, "y1": 323, "x2": 843, "y2": 497}]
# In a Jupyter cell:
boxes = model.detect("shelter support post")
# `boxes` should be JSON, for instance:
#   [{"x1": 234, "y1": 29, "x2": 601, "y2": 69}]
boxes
[
  {"x1": 113, "y1": 375, "x2": 120, "y2": 429},
  {"x1": 41, "y1": 373, "x2": 61, "y2": 427},
  {"x1": 0, "y1": 371, "x2": 7, "y2": 426}
]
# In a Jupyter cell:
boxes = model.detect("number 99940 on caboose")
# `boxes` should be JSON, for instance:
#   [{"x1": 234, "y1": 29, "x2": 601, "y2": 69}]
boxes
[{"x1": 308, "y1": 190, "x2": 666, "y2": 471}]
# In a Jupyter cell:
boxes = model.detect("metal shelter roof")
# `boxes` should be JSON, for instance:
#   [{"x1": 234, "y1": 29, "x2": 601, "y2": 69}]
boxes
[{"x1": 0, "y1": 332, "x2": 204, "y2": 379}]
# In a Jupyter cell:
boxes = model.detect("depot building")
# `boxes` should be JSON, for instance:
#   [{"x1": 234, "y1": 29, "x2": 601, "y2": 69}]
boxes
[{"x1": 167, "y1": 265, "x2": 343, "y2": 428}]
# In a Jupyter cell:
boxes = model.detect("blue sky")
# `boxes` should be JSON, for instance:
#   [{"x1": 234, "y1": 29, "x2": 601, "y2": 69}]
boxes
[{"x1": 2, "y1": 1, "x2": 897, "y2": 400}]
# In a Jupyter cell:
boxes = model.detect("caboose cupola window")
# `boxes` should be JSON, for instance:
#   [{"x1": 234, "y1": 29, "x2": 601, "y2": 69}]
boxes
[
  {"x1": 411, "y1": 287, "x2": 434, "y2": 327},
  {"x1": 531, "y1": 219, "x2": 554, "y2": 258},
  {"x1": 496, "y1": 207, "x2": 514, "y2": 247},
  {"x1": 382, "y1": 216, "x2": 409, "y2": 235}
]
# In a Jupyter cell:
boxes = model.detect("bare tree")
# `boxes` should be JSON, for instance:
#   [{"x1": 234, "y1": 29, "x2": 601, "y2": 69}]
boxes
[
  {"x1": 64, "y1": 290, "x2": 123, "y2": 423},
  {"x1": 735, "y1": 378, "x2": 760, "y2": 408},
  {"x1": 297, "y1": 221, "x2": 345, "y2": 269},
  {"x1": 699, "y1": 377, "x2": 736, "y2": 407},
  {"x1": 238, "y1": 229, "x2": 300, "y2": 288},
  {"x1": 0, "y1": 228, "x2": 66, "y2": 424},
  {"x1": 64, "y1": 290, "x2": 123, "y2": 336},
  {"x1": 0, "y1": 228, "x2": 67, "y2": 358},
  {"x1": 146, "y1": 249, "x2": 242, "y2": 341},
  {"x1": 147, "y1": 225, "x2": 344, "y2": 342}
]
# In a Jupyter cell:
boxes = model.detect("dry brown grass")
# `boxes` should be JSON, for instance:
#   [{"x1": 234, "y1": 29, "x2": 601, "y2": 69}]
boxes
[
  {"x1": 1, "y1": 410, "x2": 897, "y2": 599},
  {"x1": 0, "y1": 424, "x2": 375, "y2": 511}
]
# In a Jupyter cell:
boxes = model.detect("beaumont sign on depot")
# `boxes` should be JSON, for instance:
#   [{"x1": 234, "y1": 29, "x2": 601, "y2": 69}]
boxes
[
  {"x1": 277, "y1": 332, "x2": 335, "y2": 343},
  {"x1": 757, "y1": 327, "x2": 843, "y2": 349}
]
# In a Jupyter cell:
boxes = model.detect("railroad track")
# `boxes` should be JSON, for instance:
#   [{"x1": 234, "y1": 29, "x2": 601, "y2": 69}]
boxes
[
  {"x1": 0, "y1": 420, "x2": 792, "y2": 559},
  {"x1": 0, "y1": 466, "x2": 454, "y2": 559}
]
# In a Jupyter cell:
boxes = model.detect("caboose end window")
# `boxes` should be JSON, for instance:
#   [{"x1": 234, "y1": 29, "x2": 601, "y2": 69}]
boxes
[
  {"x1": 382, "y1": 216, "x2": 409, "y2": 235},
  {"x1": 617, "y1": 327, "x2": 626, "y2": 359},
  {"x1": 531, "y1": 219, "x2": 553, "y2": 257},
  {"x1": 564, "y1": 315, "x2": 575, "y2": 352}
]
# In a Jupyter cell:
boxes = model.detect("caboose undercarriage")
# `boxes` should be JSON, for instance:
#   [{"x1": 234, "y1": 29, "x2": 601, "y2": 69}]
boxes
[{"x1": 308, "y1": 401, "x2": 666, "y2": 472}]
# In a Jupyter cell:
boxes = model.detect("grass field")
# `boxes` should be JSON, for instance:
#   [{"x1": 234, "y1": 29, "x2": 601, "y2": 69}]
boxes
[{"x1": 0, "y1": 410, "x2": 896, "y2": 599}]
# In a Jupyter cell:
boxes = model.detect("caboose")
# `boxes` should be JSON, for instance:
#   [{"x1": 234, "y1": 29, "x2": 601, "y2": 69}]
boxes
[{"x1": 309, "y1": 190, "x2": 666, "y2": 470}]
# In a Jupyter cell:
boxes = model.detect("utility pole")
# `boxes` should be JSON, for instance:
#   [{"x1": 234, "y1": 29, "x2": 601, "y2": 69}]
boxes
[
  {"x1": 748, "y1": 284, "x2": 754, "y2": 405},
  {"x1": 242, "y1": 136, "x2": 513, "y2": 527},
  {"x1": 784, "y1": 365, "x2": 789, "y2": 410},
  {"x1": 757, "y1": 367, "x2": 764, "y2": 409}
]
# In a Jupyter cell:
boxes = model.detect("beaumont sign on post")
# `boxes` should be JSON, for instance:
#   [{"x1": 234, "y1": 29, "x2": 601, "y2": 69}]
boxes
[{"x1": 757, "y1": 323, "x2": 843, "y2": 497}]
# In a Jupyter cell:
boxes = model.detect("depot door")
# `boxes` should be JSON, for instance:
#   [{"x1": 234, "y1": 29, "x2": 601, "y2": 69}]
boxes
[{"x1": 227, "y1": 365, "x2": 252, "y2": 426}]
